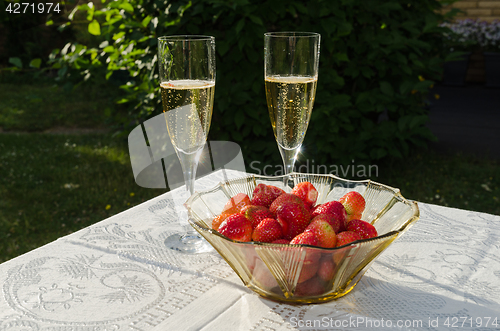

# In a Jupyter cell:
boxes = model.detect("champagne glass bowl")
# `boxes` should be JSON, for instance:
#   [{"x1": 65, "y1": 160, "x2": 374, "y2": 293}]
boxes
[
  {"x1": 185, "y1": 173, "x2": 419, "y2": 304},
  {"x1": 264, "y1": 32, "x2": 320, "y2": 175}
]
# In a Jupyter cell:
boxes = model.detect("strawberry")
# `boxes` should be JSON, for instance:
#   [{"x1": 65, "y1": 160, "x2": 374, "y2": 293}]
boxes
[
  {"x1": 222, "y1": 193, "x2": 252, "y2": 214},
  {"x1": 252, "y1": 218, "x2": 283, "y2": 243},
  {"x1": 335, "y1": 231, "x2": 362, "y2": 247},
  {"x1": 269, "y1": 193, "x2": 304, "y2": 214},
  {"x1": 290, "y1": 231, "x2": 319, "y2": 246},
  {"x1": 347, "y1": 219, "x2": 378, "y2": 239},
  {"x1": 297, "y1": 259, "x2": 319, "y2": 283},
  {"x1": 290, "y1": 231, "x2": 321, "y2": 264},
  {"x1": 240, "y1": 205, "x2": 274, "y2": 229},
  {"x1": 213, "y1": 193, "x2": 252, "y2": 231},
  {"x1": 317, "y1": 255, "x2": 336, "y2": 282},
  {"x1": 212, "y1": 211, "x2": 233, "y2": 231},
  {"x1": 276, "y1": 217, "x2": 289, "y2": 237},
  {"x1": 218, "y1": 213, "x2": 253, "y2": 242},
  {"x1": 271, "y1": 239, "x2": 290, "y2": 244},
  {"x1": 311, "y1": 201, "x2": 347, "y2": 229},
  {"x1": 268, "y1": 184, "x2": 286, "y2": 200},
  {"x1": 291, "y1": 182, "x2": 318, "y2": 209},
  {"x1": 295, "y1": 276, "x2": 326, "y2": 296},
  {"x1": 276, "y1": 202, "x2": 311, "y2": 240},
  {"x1": 339, "y1": 191, "x2": 366, "y2": 222},
  {"x1": 304, "y1": 217, "x2": 337, "y2": 248},
  {"x1": 244, "y1": 250, "x2": 258, "y2": 272},
  {"x1": 251, "y1": 184, "x2": 285, "y2": 208},
  {"x1": 252, "y1": 183, "x2": 268, "y2": 196},
  {"x1": 310, "y1": 214, "x2": 345, "y2": 234},
  {"x1": 252, "y1": 258, "x2": 279, "y2": 290}
]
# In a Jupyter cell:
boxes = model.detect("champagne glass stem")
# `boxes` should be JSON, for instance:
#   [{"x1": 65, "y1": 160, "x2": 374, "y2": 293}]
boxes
[
  {"x1": 278, "y1": 144, "x2": 300, "y2": 175},
  {"x1": 169, "y1": 146, "x2": 213, "y2": 251},
  {"x1": 178, "y1": 148, "x2": 201, "y2": 236},
  {"x1": 177, "y1": 147, "x2": 203, "y2": 195}
]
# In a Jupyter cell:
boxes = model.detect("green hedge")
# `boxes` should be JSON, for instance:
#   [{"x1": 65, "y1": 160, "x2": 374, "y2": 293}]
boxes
[{"x1": 46, "y1": 0, "x2": 457, "y2": 171}]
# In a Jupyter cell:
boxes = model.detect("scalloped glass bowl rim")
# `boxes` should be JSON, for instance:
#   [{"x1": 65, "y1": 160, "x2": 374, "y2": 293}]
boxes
[{"x1": 186, "y1": 172, "x2": 420, "y2": 248}]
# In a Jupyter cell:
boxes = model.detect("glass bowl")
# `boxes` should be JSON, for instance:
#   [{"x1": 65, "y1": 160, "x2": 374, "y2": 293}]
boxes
[{"x1": 185, "y1": 173, "x2": 419, "y2": 304}]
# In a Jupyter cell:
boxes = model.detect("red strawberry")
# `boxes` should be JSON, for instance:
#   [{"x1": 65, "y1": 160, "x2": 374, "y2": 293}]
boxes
[
  {"x1": 304, "y1": 217, "x2": 337, "y2": 248},
  {"x1": 244, "y1": 250, "x2": 258, "y2": 272},
  {"x1": 291, "y1": 182, "x2": 318, "y2": 208},
  {"x1": 222, "y1": 193, "x2": 252, "y2": 214},
  {"x1": 310, "y1": 214, "x2": 345, "y2": 234},
  {"x1": 212, "y1": 211, "x2": 233, "y2": 231},
  {"x1": 251, "y1": 195, "x2": 273, "y2": 208},
  {"x1": 297, "y1": 259, "x2": 319, "y2": 283},
  {"x1": 311, "y1": 201, "x2": 347, "y2": 229},
  {"x1": 332, "y1": 248, "x2": 348, "y2": 266},
  {"x1": 276, "y1": 217, "x2": 289, "y2": 237},
  {"x1": 290, "y1": 232, "x2": 321, "y2": 263},
  {"x1": 251, "y1": 184, "x2": 285, "y2": 208},
  {"x1": 240, "y1": 205, "x2": 274, "y2": 229},
  {"x1": 267, "y1": 184, "x2": 286, "y2": 200},
  {"x1": 276, "y1": 202, "x2": 311, "y2": 240},
  {"x1": 339, "y1": 191, "x2": 366, "y2": 222},
  {"x1": 335, "y1": 231, "x2": 362, "y2": 247},
  {"x1": 252, "y1": 258, "x2": 279, "y2": 290},
  {"x1": 271, "y1": 239, "x2": 290, "y2": 244},
  {"x1": 290, "y1": 231, "x2": 319, "y2": 246},
  {"x1": 347, "y1": 219, "x2": 378, "y2": 239},
  {"x1": 295, "y1": 276, "x2": 326, "y2": 296},
  {"x1": 317, "y1": 255, "x2": 336, "y2": 282},
  {"x1": 252, "y1": 183, "x2": 268, "y2": 196},
  {"x1": 218, "y1": 213, "x2": 253, "y2": 242},
  {"x1": 269, "y1": 193, "x2": 304, "y2": 214},
  {"x1": 252, "y1": 218, "x2": 283, "y2": 243},
  {"x1": 213, "y1": 193, "x2": 252, "y2": 231}
]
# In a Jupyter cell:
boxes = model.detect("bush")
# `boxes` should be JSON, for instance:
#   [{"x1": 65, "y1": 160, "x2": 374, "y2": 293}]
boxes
[
  {"x1": 0, "y1": 0, "x2": 77, "y2": 69},
  {"x1": 46, "y1": 0, "x2": 456, "y2": 171}
]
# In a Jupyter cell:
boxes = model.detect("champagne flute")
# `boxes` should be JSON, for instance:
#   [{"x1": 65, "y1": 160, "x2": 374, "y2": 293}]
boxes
[
  {"x1": 264, "y1": 32, "x2": 320, "y2": 175},
  {"x1": 158, "y1": 35, "x2": 215, "y2": 254}
]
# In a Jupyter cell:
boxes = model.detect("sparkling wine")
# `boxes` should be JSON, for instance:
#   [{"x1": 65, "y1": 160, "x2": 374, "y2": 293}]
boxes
[
  {"x1": 161, "y1": 80, "x2": 215, "y2": 153},
  {"x1": 265, "y1": 76, "x2": 317, "y2": 149}
]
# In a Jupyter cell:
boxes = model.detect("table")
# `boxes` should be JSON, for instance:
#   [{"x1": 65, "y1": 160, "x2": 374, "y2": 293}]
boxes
[{"x1": 1, "y1": 170, "x2": 500, "y2": 331}]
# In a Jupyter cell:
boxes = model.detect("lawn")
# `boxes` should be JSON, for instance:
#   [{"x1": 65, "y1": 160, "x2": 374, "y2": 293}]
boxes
[
  {"x1": 0, "y1": 72, "x2": 498, "y2": 263},
  {"x1": 0, "y1": 72, "x2": 116, "y2": 132},
  {"x1": 0, "y1": 73, "x2": 163, "y2": 262},
  {"x1": 0, "y1": 133, "x2": 163, "y2": 262},
  {"x1": 376, "y1": 151, "x2": 499, "y2": 215}
]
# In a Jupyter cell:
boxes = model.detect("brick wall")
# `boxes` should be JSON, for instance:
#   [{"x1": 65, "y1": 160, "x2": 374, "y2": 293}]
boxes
[{"x1": 442, "y1": 0, "x2": 500, "y2": 22}]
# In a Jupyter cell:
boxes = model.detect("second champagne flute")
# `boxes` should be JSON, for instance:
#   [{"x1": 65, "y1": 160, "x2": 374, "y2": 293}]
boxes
[{"x1": 264, "y1": 32, "x2": 320, "y2": 175}]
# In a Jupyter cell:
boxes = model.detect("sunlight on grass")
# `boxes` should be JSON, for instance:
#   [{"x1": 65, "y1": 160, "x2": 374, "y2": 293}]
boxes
[
  {"x1": 73, "y1": 143, "x2": 129, "y2": 165},
  {"x1": 0, "y1": 133, "x2": 163, "y2": 263}
]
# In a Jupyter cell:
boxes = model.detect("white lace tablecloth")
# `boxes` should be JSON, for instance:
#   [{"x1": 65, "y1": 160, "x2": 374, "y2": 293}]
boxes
[{"x1": 2, "y1": 170, "x2": 500, "y2": 331}]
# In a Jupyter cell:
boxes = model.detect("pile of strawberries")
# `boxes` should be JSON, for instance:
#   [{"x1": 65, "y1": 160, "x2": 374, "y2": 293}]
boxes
[{"x1": 212, "y1": 181, "x2": 378, "y2": 248}]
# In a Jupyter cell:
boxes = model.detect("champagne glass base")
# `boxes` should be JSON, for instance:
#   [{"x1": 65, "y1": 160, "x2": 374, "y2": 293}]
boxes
[{"x1": 164, "y1": 233, "x2": 213, "y2": 254}]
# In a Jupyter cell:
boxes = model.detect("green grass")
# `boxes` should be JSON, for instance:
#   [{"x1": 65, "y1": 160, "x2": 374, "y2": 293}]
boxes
[
  {"x1": 377, "y1": 150, "x2": 499, "y2": 215},
  {"x1": 0, "y1": 72, "x2": 120, "y2": 132},
  {"x1": 0, "y1": 72, "x2": 162, "y2": 262},
  {"x1": 0, "y1": 133, "x2": 163, "y2": 262},
  {"x1": 0, "y1": 72, "x2": 498, "y2": 263}
]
